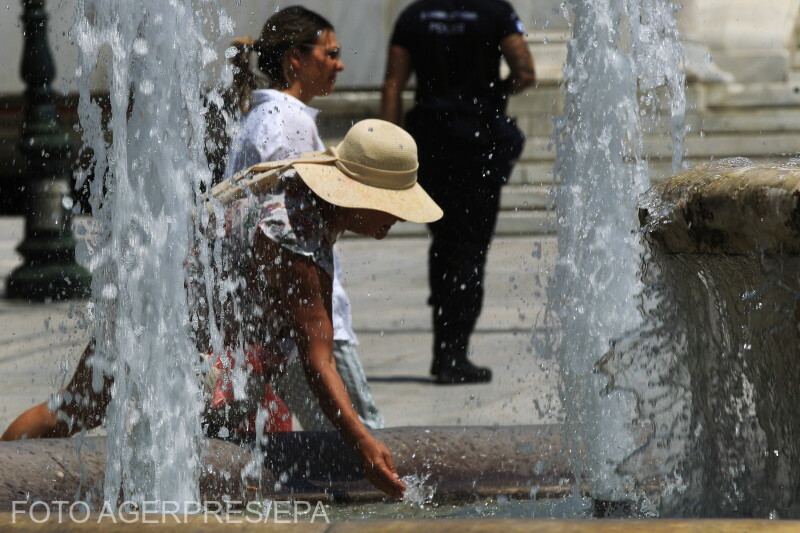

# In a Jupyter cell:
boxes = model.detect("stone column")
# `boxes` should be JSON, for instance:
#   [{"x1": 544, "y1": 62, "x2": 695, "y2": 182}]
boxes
[
  {"x1": 674, "y1": 0, "x2": 734, "y2": 83},
  {"x1": 677, "y1": 0, "x2": 800, "y2": 83}
]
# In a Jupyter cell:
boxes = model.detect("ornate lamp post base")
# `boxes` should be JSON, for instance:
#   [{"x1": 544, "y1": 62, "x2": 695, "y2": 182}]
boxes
[
  {"x1": 6, "y1": 0, "x2": 91, "y2": 301},
  {"x1": 7, "y1": 236, "x2": 91, "y2": 300}
]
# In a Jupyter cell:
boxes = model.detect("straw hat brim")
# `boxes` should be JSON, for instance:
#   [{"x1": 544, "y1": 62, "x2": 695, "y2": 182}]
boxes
[{"x1": 293, "y1": 162, "x2": 443, "y2": 224}]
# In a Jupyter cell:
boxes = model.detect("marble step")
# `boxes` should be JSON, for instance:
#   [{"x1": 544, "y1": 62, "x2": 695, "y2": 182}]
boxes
[
  {"x1": 691, "y1": 108, "x2": 800, "y2": 134},
  {"x1": 502, "y1": 125, "x2": 800, "y2": 188},
  {"x1": 526, "y1": 29, "x2": 571, "y2": 45},
  {"x1": 345, "y1": 209, "x2": 555, "y2": 239},
  {"x1": 704, "y1": 82, "x2": 800, "y2": 109},
  {"x1": 518, "y1": 129, "x2": 800, "y2": 163},
  {"x1": 344, "y1": 184, "x2": 555, "y2": 238},
  {"x1": 501, "y1": 184, "x2": 553, "y2": 210},
  {"x1": 675, "y1": 132, "x2": 800, "y2": 159},
  {"x1": 526, "y1": 43, "x2": 568, "y2": 83}
]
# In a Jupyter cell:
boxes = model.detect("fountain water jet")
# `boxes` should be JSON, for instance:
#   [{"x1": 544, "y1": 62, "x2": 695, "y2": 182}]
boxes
[
  {"x1": 546, "y1": 0, "x2": 685, "y2": 503},
  {"x1": 72, "y1": 0, "x2": 229, "y2": 507}
]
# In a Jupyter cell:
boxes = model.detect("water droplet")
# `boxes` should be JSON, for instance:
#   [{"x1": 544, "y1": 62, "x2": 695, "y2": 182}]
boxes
[
  {"x1": 101, "y1": 283, "x2": 118, "y2": 299},
  {"x1": 202, "y1": 47, "x2": 217, "y2": 65},
  {"x1": 133, "y1": 38, "x2": 148, "y2": 55}
]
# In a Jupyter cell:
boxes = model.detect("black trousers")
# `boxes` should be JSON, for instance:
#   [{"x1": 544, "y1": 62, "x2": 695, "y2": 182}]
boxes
[{"x1": 406, "y1": 109, "x2": 524, "y2": 370}]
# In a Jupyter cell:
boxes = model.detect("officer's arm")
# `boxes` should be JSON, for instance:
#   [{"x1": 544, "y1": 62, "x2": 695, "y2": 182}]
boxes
[
  {"x1": 500, "y1": 33, "x2": 535, "y2": 94},
  {"x1": 380, "y1": 45, "x2": 413, "y2": 125}
]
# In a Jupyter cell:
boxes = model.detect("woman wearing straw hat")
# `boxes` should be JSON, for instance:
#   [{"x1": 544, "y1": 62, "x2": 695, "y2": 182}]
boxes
[
  {"x1": 206, "y1": 119, "x2": 441, "y2": 497},
  {"x1": 2, "y1": 118, "x2": 442, "y2": 499},
  {"x1": 219, "y1": 6, "x2": 388, "y2": 434}
]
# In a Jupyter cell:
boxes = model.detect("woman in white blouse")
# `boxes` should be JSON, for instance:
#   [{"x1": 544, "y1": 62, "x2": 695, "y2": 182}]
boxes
[{"x1": 222, "y1": 6, "x2": 385, "y2": 432}]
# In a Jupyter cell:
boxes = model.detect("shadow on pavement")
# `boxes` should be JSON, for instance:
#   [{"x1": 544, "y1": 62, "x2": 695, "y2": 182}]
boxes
[{"x1": 367, "y1": 375, "x2": 434, "y2": 384}]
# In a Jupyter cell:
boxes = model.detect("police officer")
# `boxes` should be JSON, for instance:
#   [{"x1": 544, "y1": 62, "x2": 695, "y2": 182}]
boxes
[{"x1": 381, "y1": 0, "x2": 535, "y2": 384}]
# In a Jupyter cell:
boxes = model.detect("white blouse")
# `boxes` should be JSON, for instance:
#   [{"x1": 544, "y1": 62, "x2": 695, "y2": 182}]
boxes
[{"x1": 224, "y1": 89, "x2": 358, "y2": 345}]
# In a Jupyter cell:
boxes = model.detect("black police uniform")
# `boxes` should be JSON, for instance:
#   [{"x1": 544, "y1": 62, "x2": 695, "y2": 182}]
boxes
[{"x1": 391, "y1": 0, "x2": 526, "y2": 382}]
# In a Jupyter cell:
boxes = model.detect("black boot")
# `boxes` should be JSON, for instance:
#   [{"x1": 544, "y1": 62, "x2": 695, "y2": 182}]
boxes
[
  {"x1": 430, "y1": 332, "x2": 491, "y2": 384},
  {"x1": 434, "y1": 357, "x2": 492, "y2": 384},
  {"x1": 430, "y1": 314, "x2": 491, "y2": 384}
]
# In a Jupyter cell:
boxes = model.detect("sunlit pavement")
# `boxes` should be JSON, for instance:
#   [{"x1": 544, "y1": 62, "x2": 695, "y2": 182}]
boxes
[{"x1": 0, "y1": 216, "x2": 561, "y2": 434}]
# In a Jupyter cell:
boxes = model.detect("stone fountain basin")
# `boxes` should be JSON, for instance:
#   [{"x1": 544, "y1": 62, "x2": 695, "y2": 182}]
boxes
[
  {"x1": 637, "y1": 159, "x2": 800, "y2": 514},
  {"x1": 639, "y1": 160, "x2": 800, "y2": 254},
  {"x1": 0, "y1": 425, "x2": 572, "y2": 509}
]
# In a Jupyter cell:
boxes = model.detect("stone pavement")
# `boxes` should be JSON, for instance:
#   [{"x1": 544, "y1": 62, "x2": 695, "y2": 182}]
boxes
[{"x1": 0, "y1": 216, "x2": 561, "y2": 434}]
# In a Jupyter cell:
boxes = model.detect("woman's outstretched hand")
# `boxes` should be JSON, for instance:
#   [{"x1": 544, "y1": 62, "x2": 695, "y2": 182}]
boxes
[{"x1": 356, "y1": 435, "x2": 406, "y2": 499}]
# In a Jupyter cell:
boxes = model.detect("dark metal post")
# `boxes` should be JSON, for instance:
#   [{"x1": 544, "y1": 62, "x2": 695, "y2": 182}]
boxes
[{"x1": 6, "y1": 0, "x2": 91, "y2": 300}]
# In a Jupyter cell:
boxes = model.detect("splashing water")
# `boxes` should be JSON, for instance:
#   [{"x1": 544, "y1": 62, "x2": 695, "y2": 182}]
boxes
[
  {"x1": 73, "y1": 0, "x2": 229, "y2": 507},
  {"x1": 401, "y1": 473, "x2": 436, "y2": 507},
  {"x1": 546, "y1": 0, "x2": 685, "y2": 501}
]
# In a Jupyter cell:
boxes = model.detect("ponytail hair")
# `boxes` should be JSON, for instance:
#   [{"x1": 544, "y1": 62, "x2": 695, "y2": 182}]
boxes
[
  {"x1": 228, "y1": 36, "x2": 257, "y2": 114},
  {"x1": 228, "y1": 6, "x2": 333, "y2": 115}
]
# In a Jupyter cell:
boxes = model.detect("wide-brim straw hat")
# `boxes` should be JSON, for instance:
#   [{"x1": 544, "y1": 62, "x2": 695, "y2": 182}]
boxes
[{"x1": 211, "y1": 119, "x2": 443, "y2": 224}]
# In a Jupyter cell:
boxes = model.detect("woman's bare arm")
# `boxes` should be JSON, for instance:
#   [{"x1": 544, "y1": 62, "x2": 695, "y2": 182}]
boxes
[
  {"x1": 255, "y1": 234, "x2": 405, "y2": 499},
  {"x1": 2, "y1": 340, "x2": 110, "y2": 440}
]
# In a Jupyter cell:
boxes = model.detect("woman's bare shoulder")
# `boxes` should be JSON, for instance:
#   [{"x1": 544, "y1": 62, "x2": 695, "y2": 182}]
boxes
[{"x1": 252, "y1": 231, "x2": 332, "y2": 293}]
